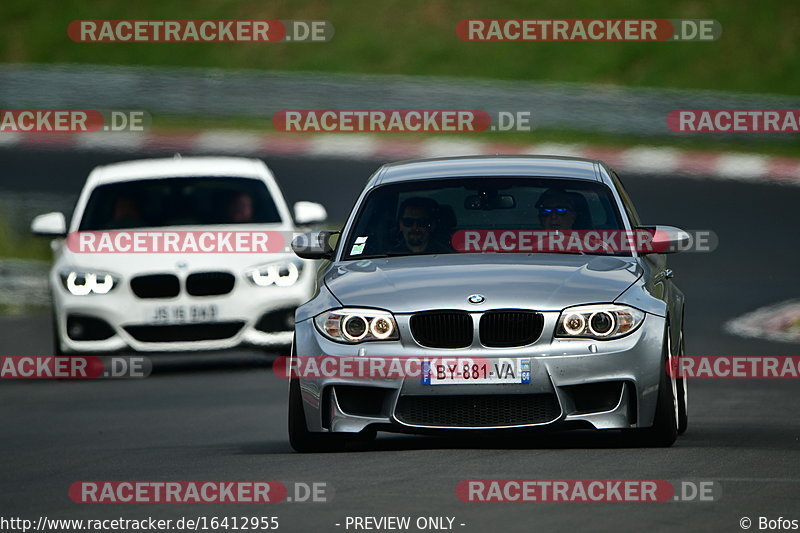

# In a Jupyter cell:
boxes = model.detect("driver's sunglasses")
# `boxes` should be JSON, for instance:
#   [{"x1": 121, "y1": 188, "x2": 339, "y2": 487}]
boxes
[
  {"x1": 539, "y1": 206, "x2": 572, "y2": 216},
  {"x1": 401, "y1": 217, "x2": 433, "y2": 229}
]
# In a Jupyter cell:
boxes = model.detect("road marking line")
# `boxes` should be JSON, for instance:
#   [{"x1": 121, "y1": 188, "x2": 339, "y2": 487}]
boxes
[
  {"x1": 76, "y1": 132, "x2": 146, "y2": 151},
  {"x1": 307, "y1": 134, "x2": 379, "y2": 157},
  {"x1": 193, "y1": 131, "x2": 263, "y2": 154},
  {"x1": 620, "y1": 146, "x2": 682, "y2": 173},
  {"x1": 725, "y1": 300, "x2": 800, "y2": 343},
  {"x1": 714, "y1": 154, "x2": 769, "y2": 180},
  {"x1": 419, "y1": 139, "x2": 487, "y2": 158}
]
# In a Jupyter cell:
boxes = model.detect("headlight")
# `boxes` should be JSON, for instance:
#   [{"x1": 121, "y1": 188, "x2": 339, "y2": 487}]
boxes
[
  {"x1": 314, "y1": 308, "x2": 399, "y2": 343},
  {"x1": 246, "y1": 259, "x2": 304, "y2": 287},
  {"x1": 59, "y1": 270, "x2": 119, "y2": 296},
  {"x1": 556, "y1": 304, "x2": 644, "y2": 340}
]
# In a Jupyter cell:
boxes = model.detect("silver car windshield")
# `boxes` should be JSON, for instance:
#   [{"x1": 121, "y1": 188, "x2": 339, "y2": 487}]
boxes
[{"x1": 342, "y1": 177, "x2": 626, "y2": 259}]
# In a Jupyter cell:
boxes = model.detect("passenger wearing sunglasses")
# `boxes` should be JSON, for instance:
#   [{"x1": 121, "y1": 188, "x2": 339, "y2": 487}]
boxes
[
  {"x1": 536, "y1": 189, "x2": 578, "y2": 230},
  {"x1": 392, "y1": 197, "x2": 449, "y2": 254}
]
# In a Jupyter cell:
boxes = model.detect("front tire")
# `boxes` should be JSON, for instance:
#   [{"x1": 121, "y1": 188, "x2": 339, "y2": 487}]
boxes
[
  {"x1": 52, "y1": 312, "x2": 64, "y2": 356},
  {"x1": 288, "y1": 373, "x2": 333, "y2": 452},
  {"x1": 676, "y1": 328, "x2": 688, "y2": 435},
  {"x1": 637, "y1": 325, "x2": 678, "y2": 447}
]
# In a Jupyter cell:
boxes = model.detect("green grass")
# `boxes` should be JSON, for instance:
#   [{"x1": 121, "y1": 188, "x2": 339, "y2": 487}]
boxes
[
  {"x1": 1, "y1": 0, "x2": 798, "y2": 95},
  {"x1": 0, "y1": 211, "x2": 51, "y2": 315},
  {"x1": 0, "y1": 303, "x2": 50, "y2": 317},
  {"x1": 0, "y1": 211, "x2": 51, "y2": 261}
]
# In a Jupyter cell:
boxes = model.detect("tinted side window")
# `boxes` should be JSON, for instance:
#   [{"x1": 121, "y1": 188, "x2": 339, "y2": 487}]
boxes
[{"x1": 610, "y1": 170, "x2": 642, "y2": 227}]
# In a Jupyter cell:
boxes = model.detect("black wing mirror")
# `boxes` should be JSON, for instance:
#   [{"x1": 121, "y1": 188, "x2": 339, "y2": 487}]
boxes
[{"x1": 291, "y1": 231, "x2": 339, "y2": 260}]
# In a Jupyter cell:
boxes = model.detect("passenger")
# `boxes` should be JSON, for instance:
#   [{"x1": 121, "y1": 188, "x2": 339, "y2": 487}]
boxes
[
  {"x1": 226, "y1": 192, "x2": 254, "y2": 223},
  {"x1": 536, "y1": 189, "x2": 578, "y2": 230}
]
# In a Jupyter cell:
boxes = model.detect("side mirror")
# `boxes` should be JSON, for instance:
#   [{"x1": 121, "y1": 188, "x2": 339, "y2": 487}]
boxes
[
  {"x1": 635, "y1": 225, "x2": 691, "y2": 254},
  {"x1": 293, "y1": 201, "x2": 328, "y2": 226},
  {"x1": 292, "y1": 231, "x2": 339, "y2": 260},
  {"x1": 31, "y1": 212, "x2": 67, "y2": 237}
]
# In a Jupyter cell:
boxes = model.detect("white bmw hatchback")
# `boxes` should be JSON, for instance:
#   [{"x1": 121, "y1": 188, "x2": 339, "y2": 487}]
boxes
[{"x1": 31, "y1": 156, "x2": 326, "y2": 355}]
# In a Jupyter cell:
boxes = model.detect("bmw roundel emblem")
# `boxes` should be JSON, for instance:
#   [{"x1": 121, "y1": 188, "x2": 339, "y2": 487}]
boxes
[{"x1": 468, "y1": 294, "x2": 485, "y2": 304}]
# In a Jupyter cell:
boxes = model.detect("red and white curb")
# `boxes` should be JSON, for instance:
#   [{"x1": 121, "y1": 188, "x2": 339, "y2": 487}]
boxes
[
  {"x1": 725, "y1": 300, "x2": 800, "y2": 344},
  {"x1": 1, "y1": 130, "x2": 799, "y2": 185}
]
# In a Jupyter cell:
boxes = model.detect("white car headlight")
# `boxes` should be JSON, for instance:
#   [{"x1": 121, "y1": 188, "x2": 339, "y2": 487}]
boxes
[
  {"x1": 246, "y1": 259, "x2": 304, "y2": 287},
  {"x1": 59, "y1": 270, "x2": 119, "y2": 296},
  {"x1": 314, "y1": 308, "x2": 399, "y2": 343},
  {"x1": 556, "y1": 304, "x2": 645, "y2": 340}
]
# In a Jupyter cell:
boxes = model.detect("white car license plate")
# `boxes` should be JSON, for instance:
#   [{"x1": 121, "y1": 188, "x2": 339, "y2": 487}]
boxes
[
  {"x1": 146, "y1": 304, "x2": 219, "y2": 325},
  {"x1": 422, "y1": 358, "x2": 531, "y2": 385}
]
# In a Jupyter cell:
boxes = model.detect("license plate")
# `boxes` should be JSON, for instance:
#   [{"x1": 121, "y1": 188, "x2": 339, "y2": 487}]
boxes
[
  {"x1": 422, "y1": 358, "x2": 531, "y2": 385},
  {"x1": 146, "y1": 304, "x2": 218, "y2": 324}
]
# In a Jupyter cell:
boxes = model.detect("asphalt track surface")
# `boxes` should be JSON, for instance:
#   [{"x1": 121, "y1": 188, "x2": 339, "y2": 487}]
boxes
[{"x1": 1, "y1": 146, "x2": 799, "y2": 532}]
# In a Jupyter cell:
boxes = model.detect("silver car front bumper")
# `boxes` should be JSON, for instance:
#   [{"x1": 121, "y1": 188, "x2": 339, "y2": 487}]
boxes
[{"x1": 293, "y1": 312, "x2": 666, "y2": 433}]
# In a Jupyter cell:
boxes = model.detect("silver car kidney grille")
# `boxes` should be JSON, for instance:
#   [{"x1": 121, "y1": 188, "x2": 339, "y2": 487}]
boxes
[
  {"x1": 410, "y1": 310, "x2": 543, "y2": 348},
  {"x1": 409, "y1": 311, "x2": 473, "y2": 348},
  {"x1": 479, "y1": 310, "x2": 544, "y2": 347}
]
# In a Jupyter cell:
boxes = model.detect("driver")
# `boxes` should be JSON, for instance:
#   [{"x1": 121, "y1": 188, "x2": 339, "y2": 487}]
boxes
[
  {"x1": 111, "y1": 194, "x2": 142, "y2": 228},
  {"x1": 392, "y1": 197, "x2": 449, "y2": 254}
]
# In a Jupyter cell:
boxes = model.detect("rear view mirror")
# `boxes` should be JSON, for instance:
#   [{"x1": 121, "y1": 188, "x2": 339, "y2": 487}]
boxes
[
  {"x1": 464, "y1": 194, "x2": 516, "y2": 210},
  {"x1": 294, "y1": 201, "x2": 328, "y2": 226},
  {"x1": 31, "y1": 212, "x2": 66, "y2": 237},
  {"x1": 292, "y1": 230, "x2": 339, "y2": 260}
]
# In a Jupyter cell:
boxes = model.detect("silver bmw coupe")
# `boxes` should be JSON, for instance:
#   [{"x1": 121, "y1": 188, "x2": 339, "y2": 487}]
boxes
[{"x1": 289, "y1": 155, "x2": 689, "y2": 451}]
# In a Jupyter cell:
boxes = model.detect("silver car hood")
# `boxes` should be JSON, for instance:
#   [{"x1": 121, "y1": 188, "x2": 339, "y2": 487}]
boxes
[{"x1": 324, "y1": 253, "x2": 643, "y2": 313}]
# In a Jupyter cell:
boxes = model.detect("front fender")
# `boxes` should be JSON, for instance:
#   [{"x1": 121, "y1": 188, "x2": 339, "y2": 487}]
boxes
[
  {"x1": 614, "y1": 279, "x2": 667, "y2": 317},
  {"x1": 295, "y1": 274, "x2": 342, "y2": 324}
]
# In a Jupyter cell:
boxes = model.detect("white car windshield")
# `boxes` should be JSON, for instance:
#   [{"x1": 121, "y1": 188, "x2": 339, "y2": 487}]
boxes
[{"x1": 78, "y1": 177, "x2": 282, "y2": 230}]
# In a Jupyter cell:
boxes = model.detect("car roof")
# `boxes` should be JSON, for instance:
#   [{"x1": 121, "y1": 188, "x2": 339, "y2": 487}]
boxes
[
  {"x1": 373, "y1": 155, "x2": 603, "y2": 186},
  {"x1": 87, "y1": 156, "x2": 269, "y2": 186}
]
